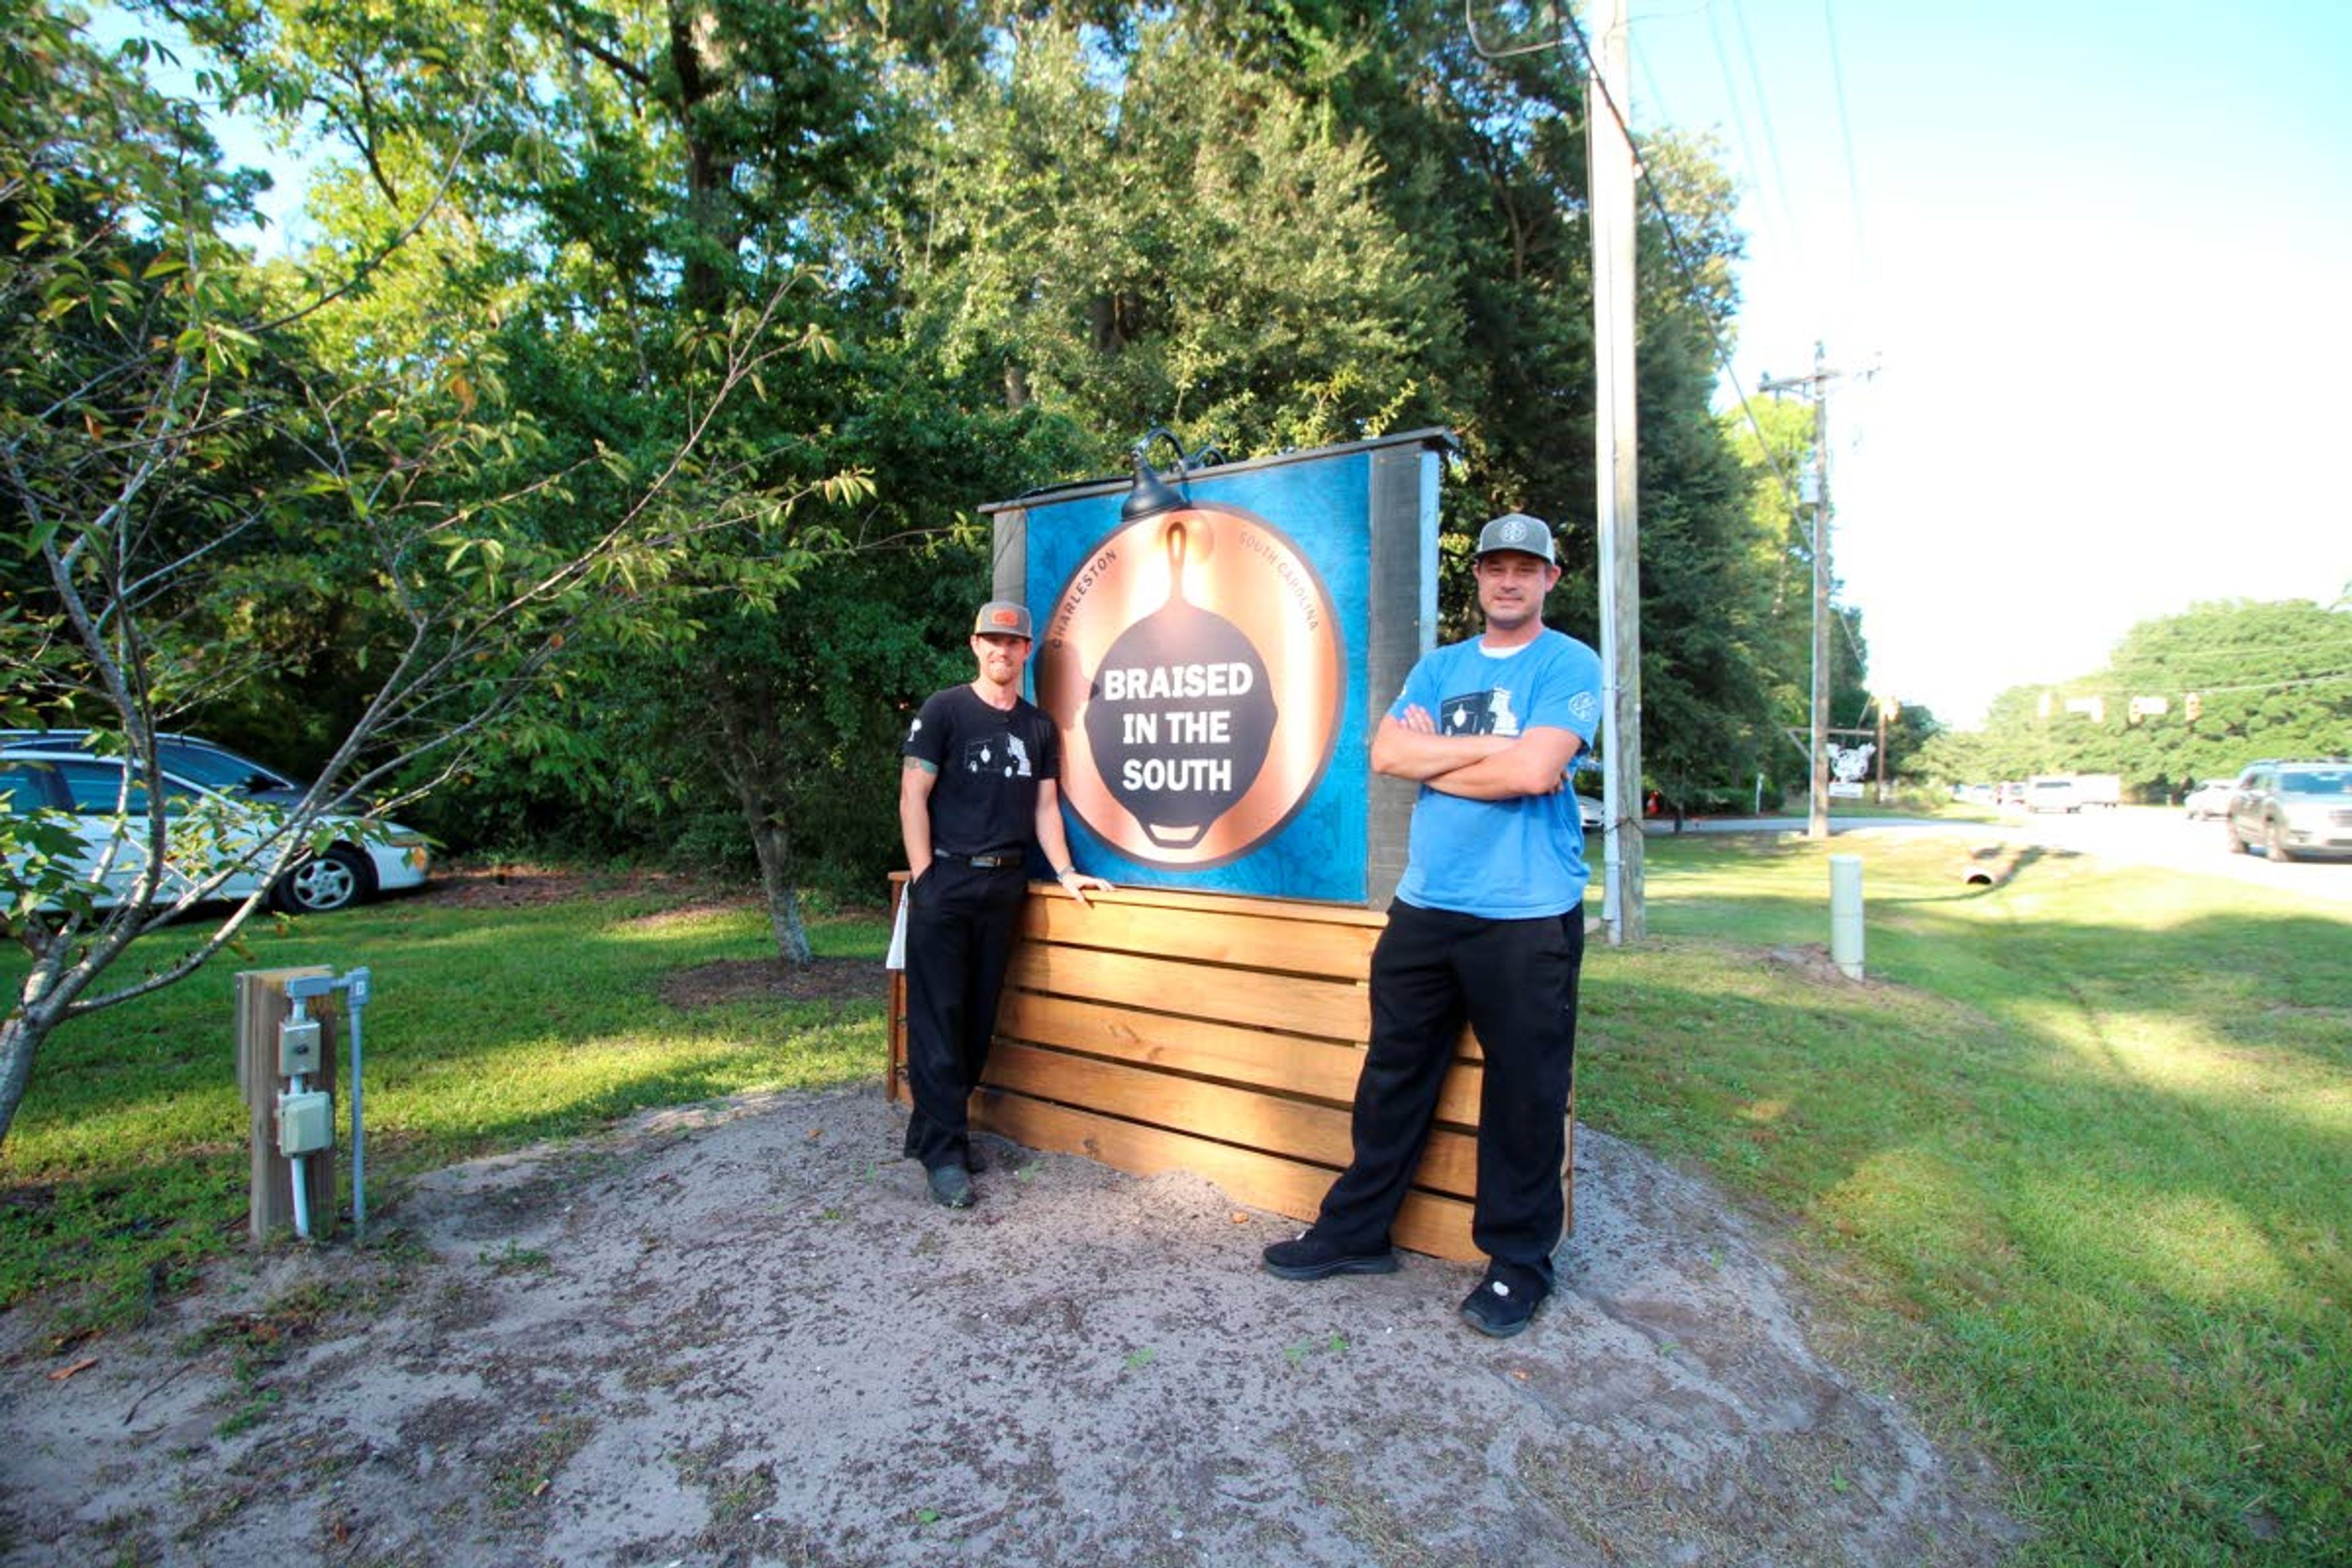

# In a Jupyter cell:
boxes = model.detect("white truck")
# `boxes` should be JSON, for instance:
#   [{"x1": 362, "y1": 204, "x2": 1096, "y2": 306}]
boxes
[
  {"x1": 2075, "y1": 773, "x2": 2122, "y2": 809},
  {"x1": 2027, "y1": 772, "x2": 2122, "y2": 812}
]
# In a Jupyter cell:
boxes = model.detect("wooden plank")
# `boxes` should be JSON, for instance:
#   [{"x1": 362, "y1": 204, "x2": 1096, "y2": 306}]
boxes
[
  {"x1": 996, "y1": 991, "x2": 1484, "y2": 1126},
  {"x1": 973, "y1": 1089, "x2": 1479, "y2": 1262},
  {"x1": 982, "y1": 1040, "x2": 1479, "y2": 1199},
  {"x1": 1029, "y1": 880, "x2": 1388, "y2": 929},
  {"x1": 888, "y1": 968, "x2": 908, "y2": 1106},
  {"x1": 1564, "y1": 1105, "x2": 1575, "y2": 1234},
  {"x1": 1008, "y1": 943, "x2": 1371, "y2": 1040},
  {"x1": 1023, "y1": 895, "x2": 1380, "y2": 979},
  {"x1": 1006, "y1": 949, "x2": 1487, "y2": 1063},
  {"x1": 885, "y1": 875, "x2": 910, "y2": 1105}
]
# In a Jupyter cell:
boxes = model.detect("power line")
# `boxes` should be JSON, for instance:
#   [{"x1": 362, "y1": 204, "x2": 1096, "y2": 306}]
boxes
[
  {"x1": 1532, "y1": 4, "x2": 1815, "y2": 521},
  {"x1": 1470, "y1": 0, "x2": 1868, "y2": 705},
  {"x1": 1727, "y1": 0, "x2": 1804, "y2": 280},
  {"x1": 2072, "y1": 669, "x2": 2352, "y2": 700},
  {"x1": 1819, "y1": 0, "x2": 1871, "y2": 296}
]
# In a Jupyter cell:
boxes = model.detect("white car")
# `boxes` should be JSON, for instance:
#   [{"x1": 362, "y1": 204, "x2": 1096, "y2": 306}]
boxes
[
  {"x1": 0, "y1": 737, "x2": 430, "y2": 914},
  {"x1": 2181, "y1": 778, "x2": 2236, "y2": 820}
]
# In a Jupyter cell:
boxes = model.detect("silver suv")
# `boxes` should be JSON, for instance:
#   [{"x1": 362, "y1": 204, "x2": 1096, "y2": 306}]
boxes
[{"x1": 2225, "y1": 760, "x2": 2352, "y2": 862}]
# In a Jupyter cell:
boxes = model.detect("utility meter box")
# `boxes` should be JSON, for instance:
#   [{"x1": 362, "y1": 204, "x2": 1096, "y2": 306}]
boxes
[
  {"x1": 279, "y1": 1017, "x2": 323, "y2": 1076},
  {"x1": 277, "y1": 1090, "x2": 334, "y2": 1157}
]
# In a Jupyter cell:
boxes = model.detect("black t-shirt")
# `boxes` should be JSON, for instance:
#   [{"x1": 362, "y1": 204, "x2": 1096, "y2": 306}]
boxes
[{"x1": 902, "y1": 684, "x2": 1062, "y2": 857}]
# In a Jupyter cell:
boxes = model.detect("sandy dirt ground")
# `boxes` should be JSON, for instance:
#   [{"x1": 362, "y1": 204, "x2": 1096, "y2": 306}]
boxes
[{"x1": 1, "y1": 1076, "x2": 2027, "y2": 1567}]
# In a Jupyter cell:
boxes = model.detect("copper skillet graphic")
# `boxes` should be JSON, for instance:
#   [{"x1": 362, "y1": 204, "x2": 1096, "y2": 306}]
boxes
[{"x1": 1081, "y1": 519, "x2": 1278, "y2": 848}]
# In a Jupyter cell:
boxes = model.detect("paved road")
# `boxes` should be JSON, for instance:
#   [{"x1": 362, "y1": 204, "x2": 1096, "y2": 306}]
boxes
[{"x1": 1642, "y1": 807, "x2": 2352, "y2": 907}]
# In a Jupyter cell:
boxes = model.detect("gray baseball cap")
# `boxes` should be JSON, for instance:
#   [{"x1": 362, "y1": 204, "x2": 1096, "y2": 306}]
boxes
[
  {"x1": 972, "y1": 600, "x2": 1034, "y2": 639},
  {"x1": 1474, "y1": 512, "x2": 1556, "y2": 564}
]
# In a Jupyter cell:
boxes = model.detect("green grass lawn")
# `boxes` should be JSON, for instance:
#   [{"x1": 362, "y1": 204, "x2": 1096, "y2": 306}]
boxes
[
  {"x1": 3, "y1": 840, "x2": 2345, "y2": 1564},
  {"x1": 1586, "y1": 831, "x2": 2349, "y2": 1565},
  {"x1": 1, "y1": 876, "x2": 891, "y2": 1327}
]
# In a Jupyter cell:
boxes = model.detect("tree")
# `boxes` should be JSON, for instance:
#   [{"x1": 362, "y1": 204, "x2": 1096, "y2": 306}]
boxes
[
  {"x1": 1724, "y1": 386, "x2": 1842, "y2": 799},
  {"x1": 869, "y1": 7, "x2": 1437, "y2": 459},
  {"x1": 148, "y1": 0, "x2": 913, "y2": 949},
  {"x1": 1931, "y1": 601, "x2": 2351, "y2": 799},
  {"x1": 63, "y1": 0, "x2": 1838, "y2": 922},
  {"x1": 0, "y1": 4, "x2": 856, "y2": 1146},
  {"x1": 862, "y1": 1, "x2": 1789, "y2": 783}
]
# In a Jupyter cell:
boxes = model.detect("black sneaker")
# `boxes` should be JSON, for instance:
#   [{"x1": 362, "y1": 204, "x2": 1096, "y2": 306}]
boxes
[
  {"x1": 1261, "y1": 1232, "x2": 1399, "y2": 1281},
  {"x1": 1458, "y1": 1272, "x2": 1545, "y2": 1338},
  {"x1": 964, "y1": 1142, "x2": 989, "y2": 1175},
  {"x1": 927, "y1": 1164, "x2": 975, "y2": 1209}
]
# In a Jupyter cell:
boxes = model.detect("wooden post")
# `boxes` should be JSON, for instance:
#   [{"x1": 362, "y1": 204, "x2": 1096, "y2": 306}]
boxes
[
  {"x1": 886, "y1": 873, "x2": 910, "y2": 1105},
  {"x1": 1589, "y1": 0, "x2": 1645, "y2": 941},
  {"x1": 235, "y1": 967, "x2": 337, "y2": 1243}
]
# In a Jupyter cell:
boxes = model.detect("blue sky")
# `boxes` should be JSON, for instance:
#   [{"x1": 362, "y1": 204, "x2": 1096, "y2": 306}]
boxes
[{"x1": 1628, "y1": 0, "x2": 2352, "y2": 725}]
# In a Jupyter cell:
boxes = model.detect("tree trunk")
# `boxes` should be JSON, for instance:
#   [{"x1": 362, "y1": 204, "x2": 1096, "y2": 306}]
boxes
[
  {"x1": 752, "y1": 815, "x2": 812, "y2": 966},
  {"x1": 712, "y1": 695, "x2": 811, "y2": 967},
  {"x1": 0, "y1": 1011, "x2": 53, "y2": 1151}
]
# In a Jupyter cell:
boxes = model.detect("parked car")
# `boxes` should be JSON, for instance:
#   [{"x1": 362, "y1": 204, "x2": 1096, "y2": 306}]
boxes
[
  {"x1": 1994, "y1": 781, "x2": 2028, "y2": 809},
  {"x1": 2223, "y1": 760, "x2": 2352, "y2": 862},
  {"x1": 0, "y1": 734, "x2": 430, "y2": 913},
  {"x1": 2181, "y1": 778, "x2": 2236, "y2": 820},
  {"x1": 0, "y1": 729, "x2": 301, "y2": 800}
]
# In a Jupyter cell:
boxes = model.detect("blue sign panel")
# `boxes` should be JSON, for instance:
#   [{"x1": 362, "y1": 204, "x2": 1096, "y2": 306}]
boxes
[{"x1": 995, "y1": 431, "x2": 1446, "y2": 903}]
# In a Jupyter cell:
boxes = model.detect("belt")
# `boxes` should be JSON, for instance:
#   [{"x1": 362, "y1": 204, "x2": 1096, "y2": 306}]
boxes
[{"x1": 934, "y1": 849, "x2": 1022, "y2": 869}]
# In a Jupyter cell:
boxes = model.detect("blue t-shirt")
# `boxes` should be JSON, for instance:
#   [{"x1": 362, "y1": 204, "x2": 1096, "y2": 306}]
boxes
[{"x1": 1392, "y1": 628, "x2": 1602, "y2": 919}]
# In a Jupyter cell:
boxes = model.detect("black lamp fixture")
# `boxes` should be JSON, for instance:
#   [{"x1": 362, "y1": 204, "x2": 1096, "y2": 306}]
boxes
[{"x1": 1121, "y1": 425, "x2": 1226, "y2": 524}]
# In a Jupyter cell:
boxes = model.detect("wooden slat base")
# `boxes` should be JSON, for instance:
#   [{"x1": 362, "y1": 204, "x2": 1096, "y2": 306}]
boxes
[{"x1": 886, "y1": 877, "x2": 1572, "y2": 1263}]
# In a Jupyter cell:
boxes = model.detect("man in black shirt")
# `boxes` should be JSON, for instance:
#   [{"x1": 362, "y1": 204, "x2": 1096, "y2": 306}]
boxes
[{"x1": 899, "y1": 600, "x2": 1111, "y2": 1208}]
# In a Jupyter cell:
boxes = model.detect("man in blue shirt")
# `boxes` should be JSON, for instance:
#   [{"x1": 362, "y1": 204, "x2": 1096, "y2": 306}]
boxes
[{"x1": 1264, "y1": 514, "x2": 1600, "y2": 1336}]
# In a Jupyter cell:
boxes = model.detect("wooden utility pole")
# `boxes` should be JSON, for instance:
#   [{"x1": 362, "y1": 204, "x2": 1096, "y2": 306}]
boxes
[
  {"x1": 1761, "y1": 344, "x2": 1844, "y2": 842},
  {"x1": 1875, "y1": 695, "x2": 1888, "y2": 803},
  {"x1": 1589, "y1": 0, "x2": 1643, "y2": 941}
]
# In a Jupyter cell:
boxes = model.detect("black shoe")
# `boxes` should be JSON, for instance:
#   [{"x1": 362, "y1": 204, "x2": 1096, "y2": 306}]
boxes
[
  {"x1": 964, "y1": 1142, "x2": 989, "y2": 1175},
  {"x1": 927, "y1": 1164, "x2": 975, "y2": 1209},
  {"x1": 1458, "y1": 1271, "x2": 1545, "y2": 1338},
  {"x1": 1261, "y1": 1232, "x2": 1399, "y2": 1281}
]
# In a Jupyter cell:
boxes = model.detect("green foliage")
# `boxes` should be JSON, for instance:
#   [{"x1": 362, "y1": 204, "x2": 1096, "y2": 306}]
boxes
[
  {"x1": 1923, "y1": 600, "x2": 2351, "y2": 795},
  {"x1": 873, "y1": 8, "x2": 1434, "y2": 457},
  {"x1": 441, "y1": 537, "x2": 981, "y2": 902}
]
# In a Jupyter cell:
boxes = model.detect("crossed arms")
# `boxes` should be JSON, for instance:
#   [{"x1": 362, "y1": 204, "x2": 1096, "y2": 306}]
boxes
[{"x1": 1370, "y1": 705, "x2": 1583, "y2": 801}]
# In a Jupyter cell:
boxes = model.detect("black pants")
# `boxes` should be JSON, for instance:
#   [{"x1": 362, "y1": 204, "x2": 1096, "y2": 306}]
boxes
[
  {"x1": 902, "y1": 858, "x2": 1028, "y2": 1171},
  {"x1": 1313, "y1": 900, "x2": 1585, "y2": 1285}
]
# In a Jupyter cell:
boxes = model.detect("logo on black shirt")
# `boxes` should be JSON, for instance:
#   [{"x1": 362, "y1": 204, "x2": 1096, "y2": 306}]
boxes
[{"x1": 963, "y1": 734, "x2": 1033, "y2": 778}]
